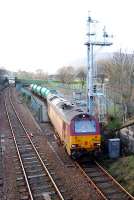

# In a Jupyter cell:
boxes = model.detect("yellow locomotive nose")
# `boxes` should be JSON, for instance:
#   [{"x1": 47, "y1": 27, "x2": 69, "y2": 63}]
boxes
[{"x1": 70, "y1": 134, "x2": 101, "y2": 152}]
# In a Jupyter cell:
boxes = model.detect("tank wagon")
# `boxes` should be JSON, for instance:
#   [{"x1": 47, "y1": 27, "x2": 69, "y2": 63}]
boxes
[{"x1": 30, "y1": 84, "x2": 101, "y2": 158}]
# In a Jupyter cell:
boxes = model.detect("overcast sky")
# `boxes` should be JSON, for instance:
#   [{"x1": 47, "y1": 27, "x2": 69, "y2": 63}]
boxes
[{"x1": 0, "y1": 0, "x2": 133, "y2": 74}]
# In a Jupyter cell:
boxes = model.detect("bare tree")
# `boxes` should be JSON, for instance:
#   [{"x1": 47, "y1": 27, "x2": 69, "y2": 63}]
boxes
[
  {"x1": 76, "y1": 66, "x2": 86, "y2": 88},
  {"x1": 96, "y1": 60, "x2": 110, "y2": 84},
  {"x1": 57, "y1": 66, "x2": 75, "y2": 84},
  {"x1": 16, "y1": 69, "x2": 48, "y2": 81},
  {"x1": 16, "y1": 70, "x2": 34, "y2": 79},
  {"x1": 98, "y1": 50, "x2": 134, "y2": 121},
  {"x1": 34, "y1": 69, "x2": 48, "y2": 80}
]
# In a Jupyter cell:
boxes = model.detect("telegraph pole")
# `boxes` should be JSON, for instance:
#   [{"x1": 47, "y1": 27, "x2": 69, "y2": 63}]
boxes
[{"x1": 85, "y1": 14, "x2": 112, "y2": 116}]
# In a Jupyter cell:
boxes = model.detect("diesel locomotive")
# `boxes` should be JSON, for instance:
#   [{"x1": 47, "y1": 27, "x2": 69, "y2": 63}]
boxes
[{"x1": 30, "y1": 84, "x2": 101, "y2": 158}]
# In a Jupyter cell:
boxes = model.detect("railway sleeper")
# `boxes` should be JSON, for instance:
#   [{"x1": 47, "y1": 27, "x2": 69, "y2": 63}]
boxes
[
  {"x1": 104, "y1": 188, "x2": 121, "y2": 194},
  {"x1": 32, "y1": 187, "x2": 54, "y2": 194},
  {"x1": 84, "y1": 168, "x2": 98, "y2": 173},
  {"x1": 19, "y1": 187, "x2": 28, "y2": 193},
  {"x1": 98, "y1": 182, "x2": 115, "y2": 189},
  {"x1": 29, "y1": 180, "x2": 49, "y2": 186},
  {"x1": 19, "y1": 148, "x2": 33, "y2": 152},
  {"x1": 20, "y1": 194, "x2": 29, "y2": 200},
  {"x1": 33, "y1": 189, "x2": 55, "y2": 196},
  {"x1": 34, "y1": 191, "x2": 56, "y2": 199},
  {"x1": 86, "y1": 171, "x2": 101, "y2": 177},
  {"x1": 49, "y1": 171, "x2": 56, "y2": 175},
  {"x1": 19, "y1": 152, "x2": 35, "y2": 156},
  {"x1": 91, "y1": 176, "x2": 110, "y2": 183},
  {"x1": 16, "y1": 176, "x2": 24, "y2": 181},
  {"x1": 17, "y1": 144, "x2": 32, "y2": 148},
  {"x1": 16, "y1": 171, "x2": 23, "y2": 176},
  {"x1": 22, "y1": 160, "x2": 39, "y2": 165},
  {"x1": 32, "y1": 184, "x2": 53, "y2": 191},
  {"x1": 22, "y1": 163, "x2": 42, "y2": 169},
  {"x1": 28, "y1": 173, "x2": 47, "y2": 179},
  {"x1": 16, "y1": 180, "x2": 26, "y2": 187},
  {"x1": 107, "y1": 192, "x2": 128, "y2": 199},
  {"x1": 22, "y1": 156, "x2": 38, "y2": 161},
  {"x1": 26, "y1": 168, "x2": 44, "y2": 174},
  {"x1": 30, "y1": 177, "x2": 52, "y2": 185}
]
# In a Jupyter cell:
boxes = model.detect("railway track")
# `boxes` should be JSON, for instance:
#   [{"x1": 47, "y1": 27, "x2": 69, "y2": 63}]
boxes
[
  {"x1": 76, "y1": 159, "x2": 134, "y2": 200},
  {"x1": 4, "y1": 89, "x2": 66, "y2": 200}
]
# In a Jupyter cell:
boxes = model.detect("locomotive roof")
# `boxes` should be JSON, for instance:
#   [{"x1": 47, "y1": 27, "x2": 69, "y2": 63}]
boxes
[{"x1": 47, "y1": 94, "x2": 92, "y2": 124}]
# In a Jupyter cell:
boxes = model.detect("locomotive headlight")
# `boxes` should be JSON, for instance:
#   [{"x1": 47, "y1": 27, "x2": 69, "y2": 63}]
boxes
[
  {"x1": 94, "y1": 143, "x2": 101, "y2": 147},
  {"x1": 71, "y1": 144, "x2": 77, "y2": 148}
]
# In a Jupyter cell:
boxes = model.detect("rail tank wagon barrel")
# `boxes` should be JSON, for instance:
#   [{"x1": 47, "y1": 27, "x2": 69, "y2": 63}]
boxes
[
  {"x1": 36, "y1": 85, "x2": 42, "y2": 95},
  {"x1": 40, "y1": 87, "x2": 47, "y2": 97},
  {"x1": 30, "y1": 84, "x2": 34, "y2": 90},
  {"x1": 45, "y1": 89, "x2": 50, "y2": 97},
  {"x1": 32, "y1": 84, "x2": 38, "y2": 93},
  {"x1": 31, "y1": 84, "x2": 57, "y2": 98}
]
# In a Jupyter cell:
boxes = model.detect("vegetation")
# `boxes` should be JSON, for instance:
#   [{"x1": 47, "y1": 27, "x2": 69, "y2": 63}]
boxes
[
  {"x1": 16, "y1": 78, "x2": 48, "y2": 86},
  {"x1": 97, "y1": 50, "x2": 134, "y2": 122},
  {"x1": 16, "y1": 68, "x2": 48, "y2": 80},
  {"x1": 57, "y1": 66, "x2": 75, "y2": 84},
  {"x1": 107, "y1": 115, "x2": 121, "y2": 131}
]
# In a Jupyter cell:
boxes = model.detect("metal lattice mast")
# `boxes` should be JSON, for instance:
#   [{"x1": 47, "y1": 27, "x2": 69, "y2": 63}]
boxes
[{"x1": 85, "y1": 13, "x2": 113, "y2": 116}]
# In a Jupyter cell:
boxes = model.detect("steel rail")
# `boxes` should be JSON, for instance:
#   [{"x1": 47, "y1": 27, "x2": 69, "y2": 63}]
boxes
[
  {"x1": 76, "y1": 160, "x2": 134, "y2": 200},
  {"x1": 8, "y1": 89, "x2": 65, "y2": 200},
  {"x1": 4, "y1": 95, "x2": 34, "y2": 200},
  {"x1": 95, "y1": 161, "x2": 134, "y2": 200},
  {"x1": 75, "y1": 162, "x2": 108, "y2": 200}
]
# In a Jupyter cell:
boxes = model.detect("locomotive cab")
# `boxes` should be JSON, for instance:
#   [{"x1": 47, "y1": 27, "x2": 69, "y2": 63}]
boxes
[{"x1": 68, "y1": 114, "x2": 101, "y2": 159}]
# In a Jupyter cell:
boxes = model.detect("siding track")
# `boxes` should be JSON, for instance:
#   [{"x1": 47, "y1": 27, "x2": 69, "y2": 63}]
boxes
[{"x1": 76, "y1": 160, "x2": 134, "y2": 200}]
